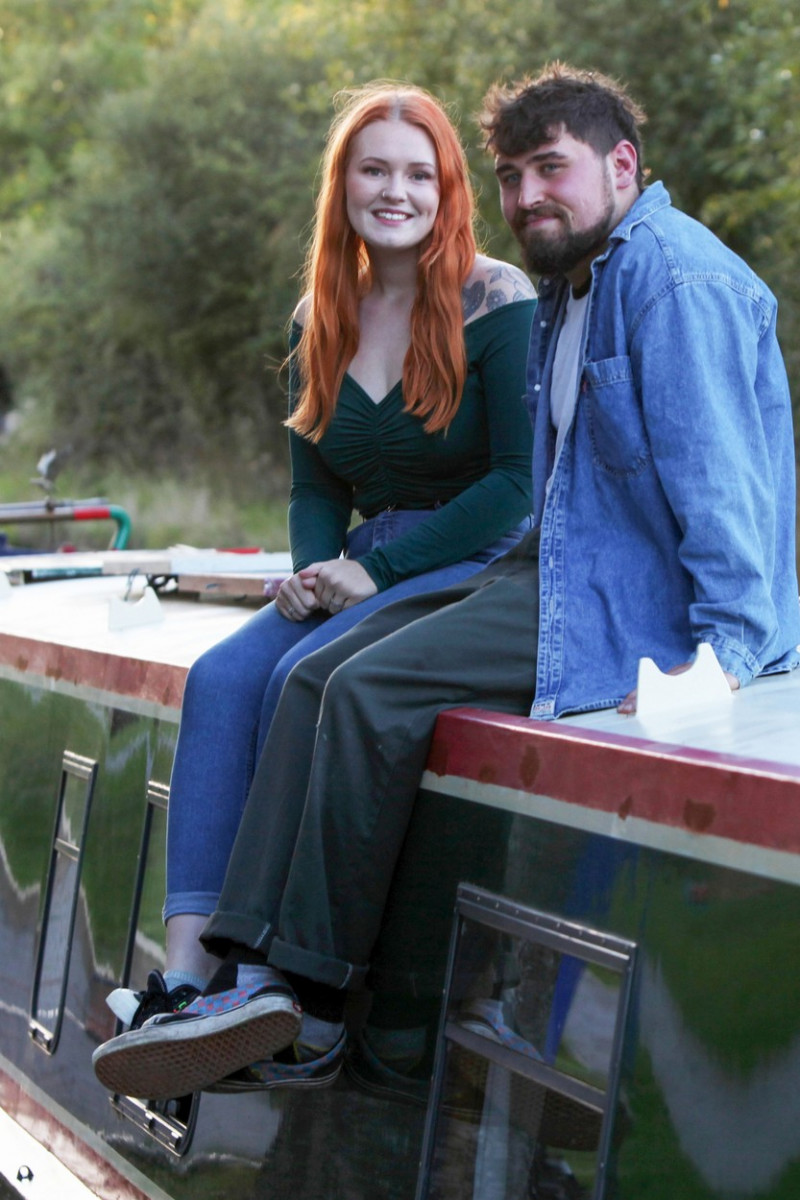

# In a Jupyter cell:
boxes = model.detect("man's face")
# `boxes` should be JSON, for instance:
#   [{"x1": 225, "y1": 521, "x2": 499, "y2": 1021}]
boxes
[{"x1": 495, "y1": 130, "x2": 620, "y2": 281}]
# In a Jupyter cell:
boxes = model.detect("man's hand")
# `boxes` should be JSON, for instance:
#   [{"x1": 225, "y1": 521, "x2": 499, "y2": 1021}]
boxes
[{"x1": 617, "y1": 661, "x2": 740, "y2": 715}]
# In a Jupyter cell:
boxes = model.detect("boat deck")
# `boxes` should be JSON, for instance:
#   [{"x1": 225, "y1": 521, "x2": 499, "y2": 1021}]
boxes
[
  {"x1": 2, "y1": 553, "x2": 800, "y2": 1200},
  {"x1": 0, "y1": 550, "x2": 290, "y2": 710}
]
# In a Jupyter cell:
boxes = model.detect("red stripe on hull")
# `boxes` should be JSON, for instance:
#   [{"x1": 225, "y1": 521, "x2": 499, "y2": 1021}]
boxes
[
  {"x1": 0, "y1": 633, "x2": 187, "y2": 709},
  {"x1": 0, "y1": 1066, "x2": 153, "y2": 1200},
  {"x1": 427, "y1": 708, "x2": 800, "y2": 854}
]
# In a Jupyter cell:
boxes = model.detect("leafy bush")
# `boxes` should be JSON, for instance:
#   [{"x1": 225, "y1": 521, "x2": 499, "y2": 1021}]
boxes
[{"x1": 1, "y1": 0, "x2": 798, "y2": 497}]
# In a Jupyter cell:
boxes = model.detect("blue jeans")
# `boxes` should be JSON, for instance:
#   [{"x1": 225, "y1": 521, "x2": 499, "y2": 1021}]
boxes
[{"x1": 164, "y1": 511, "x2": 531, "y2": 921}]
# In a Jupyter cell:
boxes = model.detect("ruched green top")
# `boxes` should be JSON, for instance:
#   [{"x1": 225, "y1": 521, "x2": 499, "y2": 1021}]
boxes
[{"x1": 287, "y1": 299, "x2": 535, "y2": 591}]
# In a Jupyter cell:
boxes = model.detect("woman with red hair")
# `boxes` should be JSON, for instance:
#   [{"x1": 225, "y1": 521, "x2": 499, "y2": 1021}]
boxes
[{"x1": 103, "y1": 83, "x2": 535, "y2": 1060}]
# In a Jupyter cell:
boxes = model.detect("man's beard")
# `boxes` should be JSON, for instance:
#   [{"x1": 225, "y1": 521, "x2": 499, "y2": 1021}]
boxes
[{"x1": 514, "y1": 180, "x2": 616, "y2": 277}]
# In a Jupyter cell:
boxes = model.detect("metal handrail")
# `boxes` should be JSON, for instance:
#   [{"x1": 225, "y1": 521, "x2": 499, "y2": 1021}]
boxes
[{"x1": 0, "y1": 497, "x2": 132, "y2": 550}]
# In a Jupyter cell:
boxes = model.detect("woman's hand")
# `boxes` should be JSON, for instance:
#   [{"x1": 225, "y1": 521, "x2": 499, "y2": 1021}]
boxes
[
  {"x1": 275, "y1": 559, "x2": 378, "y2": 620},
  {"x1": 307, "y1": 559, "x2": 378, "y2": 614},
  {"x1": 274, "y1": 571, "x2": 322, "y2": 622}
]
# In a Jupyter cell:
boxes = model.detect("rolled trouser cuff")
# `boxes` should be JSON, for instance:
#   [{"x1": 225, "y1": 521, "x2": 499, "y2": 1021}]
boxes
[
  {"x1": 268, "y1": 936, "x2": 368, "y2": 990},
  {"x1": 200, "y1": 907, "x2": 276, "y2": 959}
]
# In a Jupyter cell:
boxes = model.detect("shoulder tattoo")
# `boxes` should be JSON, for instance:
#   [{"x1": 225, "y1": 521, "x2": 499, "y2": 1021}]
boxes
[
  {"x1": 462, "y1": 279, "x2": 486, "y2": 319},
  {"x1": 486, "y1": 264, "x2": 535, "y2": 310}
]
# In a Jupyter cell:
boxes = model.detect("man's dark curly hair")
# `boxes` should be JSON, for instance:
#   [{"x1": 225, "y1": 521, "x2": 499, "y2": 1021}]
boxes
[{"x1": 480, "y1": 62, "x2": 648, "y2": 188}]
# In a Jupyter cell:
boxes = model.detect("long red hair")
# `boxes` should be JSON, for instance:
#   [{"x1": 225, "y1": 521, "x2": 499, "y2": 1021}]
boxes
[{"x1": 288, "y1": 83, "x2": 476, "y2": 442}]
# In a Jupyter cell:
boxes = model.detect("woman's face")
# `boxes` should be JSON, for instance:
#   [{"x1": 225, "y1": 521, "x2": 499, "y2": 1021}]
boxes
[{"x1": 345, "y1": 118, "x2": 440, "y2": 253}]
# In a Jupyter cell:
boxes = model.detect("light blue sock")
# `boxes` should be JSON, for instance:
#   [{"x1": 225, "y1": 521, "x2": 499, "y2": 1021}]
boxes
[
  {"x1": 163, "y1": 969, "x2": 207, "y2": 994},
  {"x1": 232, "y1": 963, "x2": 288, "y2": 992},
  {"x1": 298, "y1": 1013, "x2": 344, "y2": 1058}
]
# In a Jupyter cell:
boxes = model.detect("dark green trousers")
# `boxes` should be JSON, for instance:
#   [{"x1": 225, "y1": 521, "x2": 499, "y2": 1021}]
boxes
[{"x1": 202, "y1": 531, "x2": 540, "y2": 988}]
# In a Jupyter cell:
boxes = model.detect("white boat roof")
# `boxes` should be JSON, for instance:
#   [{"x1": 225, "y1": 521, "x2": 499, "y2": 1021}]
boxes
[
  {"x1": 0, "y1": 550, "x2": 292, "y2": 713},
  {"x1": 1, "y1": 549, "x2": 798, "y2": 769},
  {"x1": 563, "y1": 667, "x2": 800, "y2": 772}
]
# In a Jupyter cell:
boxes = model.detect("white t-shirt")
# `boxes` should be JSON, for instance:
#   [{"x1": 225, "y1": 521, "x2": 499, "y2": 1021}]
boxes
[{"x1": 549, "y1": 289, "x2": 589, "y2": 473}]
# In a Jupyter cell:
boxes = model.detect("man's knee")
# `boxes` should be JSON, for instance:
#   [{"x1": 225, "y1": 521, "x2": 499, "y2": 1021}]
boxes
[{"x1": 283, "y1": 638, "x2": 347, "y2": 706}]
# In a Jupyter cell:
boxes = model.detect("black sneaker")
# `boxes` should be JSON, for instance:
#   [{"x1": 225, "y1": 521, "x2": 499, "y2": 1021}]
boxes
[
  {"x1": 344, "y1": 1031, "x2": 430, "y2": 1107},
  {"x1": 93, "y1": 960, "x2": 302, "y2": 1100},
  {"x1": 106, "y1": 970, "x2": 200, "y2": 1030}
]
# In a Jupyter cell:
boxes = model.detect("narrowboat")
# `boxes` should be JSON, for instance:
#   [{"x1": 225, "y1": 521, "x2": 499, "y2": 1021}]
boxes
[{"x1": 1, "y1": 548, "x2": 799, "y2": 1200}]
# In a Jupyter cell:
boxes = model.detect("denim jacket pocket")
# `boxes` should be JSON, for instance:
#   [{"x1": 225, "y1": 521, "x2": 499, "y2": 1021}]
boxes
[{"x1": 583, "y1": 356, "x2": 652, "y2": 477}]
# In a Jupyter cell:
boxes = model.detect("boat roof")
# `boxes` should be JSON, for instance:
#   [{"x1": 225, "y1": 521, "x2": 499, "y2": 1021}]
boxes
[
  {"x1": 0, "y1": 549, "x2": 292, "y2": 713},
  {"x1": 562, "y1": 667, "x2": 800, "y2": 772},
  {"x1": 1, "y1": 547, "x2": 798, "y2": 768}
]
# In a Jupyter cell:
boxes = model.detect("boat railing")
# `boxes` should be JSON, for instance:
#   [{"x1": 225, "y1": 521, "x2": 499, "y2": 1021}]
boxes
[
  {"x1": 0, "y1": 449, "x2": 132, "y2": 550},
  {"x1": 0, "y1": 496, "x2": 132, "y2": 550}
]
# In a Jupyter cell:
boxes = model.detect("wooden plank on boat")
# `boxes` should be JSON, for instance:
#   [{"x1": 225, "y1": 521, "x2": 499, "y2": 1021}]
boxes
[
  {"x1": 0, "y1": 548, "x2": 293, "y2": 588},
  {"x1": 170, "y1": 572, "x2": 276, "y2": 601}
]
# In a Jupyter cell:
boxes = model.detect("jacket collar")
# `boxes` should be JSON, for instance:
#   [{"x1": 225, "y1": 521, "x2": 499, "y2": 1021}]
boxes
[{"x1": 607, "y1": 179, "x2": 671, "y2": 244}]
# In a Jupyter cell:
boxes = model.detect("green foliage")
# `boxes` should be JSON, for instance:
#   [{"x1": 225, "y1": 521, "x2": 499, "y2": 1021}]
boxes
[
  {"x1": 541, "y1": 0, "x2": 800, "y2": 405},
  {"x1": 1, "y1": 5, "x2": 336, "y2": 473},
  {"x1": 0, "y1": 0, "x2": 798, "y2": 497},
  {"x1": 0, "y1": 0, "x2": 204, "y2": 217}
]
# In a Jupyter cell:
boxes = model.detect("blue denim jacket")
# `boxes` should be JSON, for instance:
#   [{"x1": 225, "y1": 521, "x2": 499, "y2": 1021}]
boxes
[{"x1": 529, "y1": 181, "x2": 800, "y2": 718}]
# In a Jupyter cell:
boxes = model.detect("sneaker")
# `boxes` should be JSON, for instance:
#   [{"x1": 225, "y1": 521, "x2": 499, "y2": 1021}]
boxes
[
  {"x1": 92, "y1": 960, "x2": 302, "y2": 1101},
  {"x1": 443, "y1": 998, "x2": 543, "y2": 1125},
  {"x1": 344, "y1": 1031, "x2": 430, "y2": 1108},
  {"x1": 105, "y1": 971, "x2": 200, "y2": 1030},
  {"x1": 458, "y1": 998, "x2": 544, "y2": 1061},
  {"x1": 207, "y1": 1032, "x2": 347, "y2": 1093},
  {"x1": 452, "y1": 999, "x2": 601, "y2": 1150}
]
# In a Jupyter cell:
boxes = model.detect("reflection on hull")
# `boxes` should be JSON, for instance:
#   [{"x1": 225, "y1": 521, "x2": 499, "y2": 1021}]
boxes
[
  {"x1": 642, "y1": 957, "x2": 800, "y2": 1194},
  {"x1": 0, "y1": 671, "x2": 430, "y2": 1200},
  {"x1": 2, "y1": 605, "x2": 800, "y2": 1198}
]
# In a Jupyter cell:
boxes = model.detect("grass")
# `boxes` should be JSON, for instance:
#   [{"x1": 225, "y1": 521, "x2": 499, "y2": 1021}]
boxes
[
  {"x1": 617, "y1": 1049, "x2": 800, "y2": 1199},
  {"x1": 0, "y1": 434, "x2": 291, "y2": 552},
  {"x1": 102, "y1": 473, "x2": 290, "y2": 551},
  {"x1": 2, "y1": 420, "x2": 799, "y2": 563}
]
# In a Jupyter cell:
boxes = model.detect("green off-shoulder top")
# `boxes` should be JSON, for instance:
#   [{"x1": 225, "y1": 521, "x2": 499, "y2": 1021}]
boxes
[{"x1": 287, "y1": 298, "x2": 535, "y2": 591}]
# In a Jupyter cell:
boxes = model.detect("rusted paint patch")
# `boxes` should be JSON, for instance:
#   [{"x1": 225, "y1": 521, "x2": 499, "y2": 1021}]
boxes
[
  {"x1": 478, "y1": 763, "x2": 497, "y2": 784},
  {"x1": 684, "y1": 797, "x2": 715, "y2": 833},
  {"x1": 519, "y1": 744, "x2": 541, "y2": 789},
  {"x1": 618, "y1": 794, "x2": 634, "y2": 820}
]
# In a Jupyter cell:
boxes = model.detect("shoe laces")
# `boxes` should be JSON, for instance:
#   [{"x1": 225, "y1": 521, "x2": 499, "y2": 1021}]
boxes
[{"x1": 130, "y1": 971, "x2": 199, "y2": 1030}]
